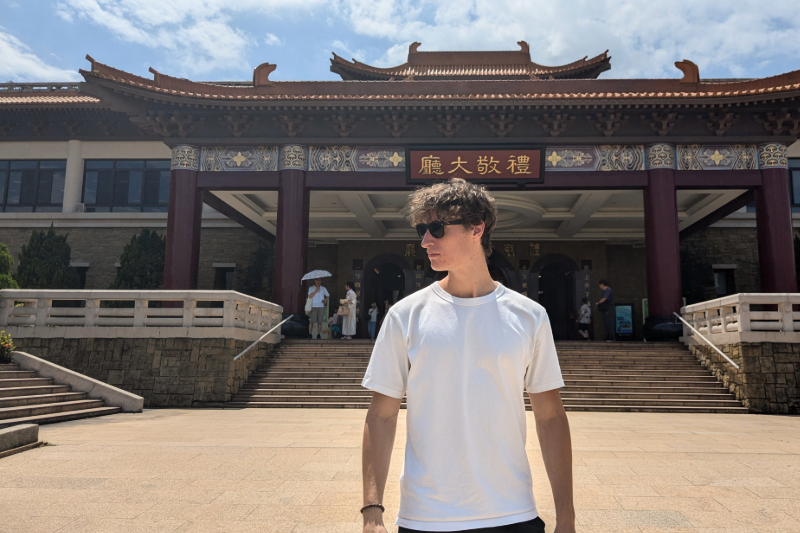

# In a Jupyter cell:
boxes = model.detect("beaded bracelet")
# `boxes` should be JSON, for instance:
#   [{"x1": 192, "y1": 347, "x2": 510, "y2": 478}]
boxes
[{"x1": 360, "y1": 503, "x2": 385, "y2": 513}]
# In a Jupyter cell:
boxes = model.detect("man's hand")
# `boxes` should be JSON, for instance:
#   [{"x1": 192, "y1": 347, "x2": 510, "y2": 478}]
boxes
[
  {"x1": 529, "y1": 389, "x2": 576, "y2": 533},
  {"x1": 362, "y1": 507, "x2": 388, "y2": 533},
  {"x1": 362, "y1": 392, "x2": 402, "y2": 533}
]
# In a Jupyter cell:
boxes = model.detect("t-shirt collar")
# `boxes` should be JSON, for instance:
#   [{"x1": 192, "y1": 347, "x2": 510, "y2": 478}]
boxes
[{"x1": 431, "y1": 280, "x2": 504, "y2": 306}]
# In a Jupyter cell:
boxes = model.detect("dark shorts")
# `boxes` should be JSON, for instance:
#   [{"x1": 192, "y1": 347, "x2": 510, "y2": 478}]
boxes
[
  {"x1": 578, "y1": 323, "x2": 589, "y2": 332},
  {"x1": 399, "y1": 516, "x2": 545, "y2": 533},
  {"x1": 308, "y1": 307, "x2": 324, "y2": 323}
]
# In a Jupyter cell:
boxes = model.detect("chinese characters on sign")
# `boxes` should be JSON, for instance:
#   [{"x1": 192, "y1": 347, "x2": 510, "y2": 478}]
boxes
[
  {"x1": 530, "y1": 243, "x2": 541, "y2": 256},
  {"x1": 408, "y1": 149, "x2": 543, "y2": 183},
  {"x1": 413, "y1": 259, "x2": 425, "y2": 291},
  {"x1": 405, "y1": 243, "x2": 416, "y2": 257},
  {"x1": 518, "y1": 260, "x2": 531, "y2": 298},
  {"x1": 580, "y1": 260, "x2": 592, "y2": 302}
]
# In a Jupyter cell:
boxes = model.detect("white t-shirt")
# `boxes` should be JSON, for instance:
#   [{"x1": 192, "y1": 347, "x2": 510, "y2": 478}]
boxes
[
  {"x1": 369, "y1": 308, "x2": 378, "y2": 322},
  {"x1": 579, "y1": 303, "x2": 591, "y2": 324},
  {"x1": 307, "y1": 285, "x2": 329, "y2": 308},
  {"x1": 362, "y1": 281, "x2": 564, "y2": 531}
]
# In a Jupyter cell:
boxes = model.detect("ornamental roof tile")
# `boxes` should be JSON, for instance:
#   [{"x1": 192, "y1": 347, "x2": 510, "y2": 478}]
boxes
[
  {"x1": 0, "y1": 95, "x2": 101, "y2": 105},
  {"x1": 330, "y1": 42, "x2": 612, "y2": 81}
]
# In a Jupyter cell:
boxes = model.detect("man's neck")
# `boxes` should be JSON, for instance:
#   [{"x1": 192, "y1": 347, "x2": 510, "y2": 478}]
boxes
[{"x1": 438, "y1": 263, "x2": 497, "y2": 299}]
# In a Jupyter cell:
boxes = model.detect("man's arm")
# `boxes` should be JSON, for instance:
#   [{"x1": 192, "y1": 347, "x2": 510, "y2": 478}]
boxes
[
  {"x1": 362, "y1": 392, "x2": 402, "y2": 532},
  {"x1": 528, "y1": 389, "x2": 575, "y2": 533}
]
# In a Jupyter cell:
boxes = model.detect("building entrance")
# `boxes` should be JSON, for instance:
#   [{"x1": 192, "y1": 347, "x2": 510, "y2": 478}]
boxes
[{"x1": 535, "y1": 258, "x2": 579, "y2": 341}]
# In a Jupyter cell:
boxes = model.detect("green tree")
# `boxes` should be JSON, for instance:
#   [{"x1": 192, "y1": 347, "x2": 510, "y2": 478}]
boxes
[
  {"x1": 0, "y1": 243, "x2": 19, "y2": 290},
  {"x1": 16, "y1": 226, "x2": 80, "y2": 289},
  {"x1": 110, "y1": 229, "x2": 166, "y2": 289},
  {"x1": 236, "y1": 239, "x2": 275, "y2": 301}
]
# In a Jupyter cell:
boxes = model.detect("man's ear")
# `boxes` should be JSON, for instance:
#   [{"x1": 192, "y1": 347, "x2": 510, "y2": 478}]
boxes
[{"x1": 472, "y1": 221, "x2": 485, "y2": 240}]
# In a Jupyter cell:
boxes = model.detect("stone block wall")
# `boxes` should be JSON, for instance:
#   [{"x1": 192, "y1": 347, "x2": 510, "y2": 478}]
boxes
[
  {"x1": 689, "y1": 342, "x2": 800, "y2": 414},
  {"x1": 12, "y1": 337, "x2": 273, "y2": 408},
  {"x1": 681, "y1": 227, "x2": 761, "y2": 304}
]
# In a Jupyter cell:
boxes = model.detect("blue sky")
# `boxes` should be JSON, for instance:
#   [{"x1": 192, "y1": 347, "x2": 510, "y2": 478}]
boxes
[{"x1": 2, "y1": 0, "x2": 800, "y2": 83}]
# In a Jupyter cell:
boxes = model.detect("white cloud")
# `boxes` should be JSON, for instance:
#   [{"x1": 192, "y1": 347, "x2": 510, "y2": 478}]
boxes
[
  {"x1": 47, "y1": 0, "x2": 800, "y2": 80},
  {"x1": 0, "y1": 29, "x2": 81, "y2": 81},
  {"x1": 337, "y1": 0, "x2": 800, "y2": 78},
  {"x1": 264, "y1": 33, "x2": 282, "y2": 46},
  {"x1": 56, "y1": 0, "x2": 323, "y2": 75}
]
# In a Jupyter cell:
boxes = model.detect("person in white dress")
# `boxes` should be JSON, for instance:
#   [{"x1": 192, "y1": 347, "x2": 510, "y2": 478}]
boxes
[
  {"x1": 342, "y1": 281, "x2": 358, "y2": 339},
  {"x1": 576, "y1": 297, "x2": 591, "y2": 340}
]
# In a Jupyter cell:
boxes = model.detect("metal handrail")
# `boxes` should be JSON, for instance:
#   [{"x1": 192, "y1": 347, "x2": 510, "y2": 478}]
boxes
[
  {"x1": 673, "y1": 312, "x2": 739, "y2": 369},
  {"x1": 233, "y1": 315, "x2": 293, "y2": 361}
]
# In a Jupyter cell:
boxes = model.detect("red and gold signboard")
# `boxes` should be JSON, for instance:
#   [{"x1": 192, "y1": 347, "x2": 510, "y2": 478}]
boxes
[{"x1": 407, "y1": 147, "x2": 544, "y2": 184}]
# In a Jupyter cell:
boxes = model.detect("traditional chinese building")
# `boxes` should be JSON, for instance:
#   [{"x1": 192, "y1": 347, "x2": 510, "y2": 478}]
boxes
[{"x1": 1, "y1": 42, "x2": 799, "y2": 340}]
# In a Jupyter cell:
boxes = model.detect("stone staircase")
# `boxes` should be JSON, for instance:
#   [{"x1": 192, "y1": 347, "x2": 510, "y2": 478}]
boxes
[
  {"x1": 0, "y1": 363, "x2": 121, "y2": 429},
  {"x1": 227, "y1": 340, "x2": 747, "y2": 413}
]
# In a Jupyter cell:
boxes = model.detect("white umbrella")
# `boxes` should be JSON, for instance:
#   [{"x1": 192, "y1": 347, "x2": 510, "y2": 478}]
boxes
[{"x1": 301, "y1": 270, "x2": 333, "y2": 281}]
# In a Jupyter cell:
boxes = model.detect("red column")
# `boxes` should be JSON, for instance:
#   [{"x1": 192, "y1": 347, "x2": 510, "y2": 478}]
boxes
[
  {"x1": 274, "y1": 168, "x2": 309, "y2": 314},
  {"x1": 643, "y1": 168, "x2": 683, "y2": 339},
  {"x1": 756, "y1": 168, "x2": 797, "y2": 293},
  {"x1": 163, "y1": 168, "x2": 203, "y2": 290}
]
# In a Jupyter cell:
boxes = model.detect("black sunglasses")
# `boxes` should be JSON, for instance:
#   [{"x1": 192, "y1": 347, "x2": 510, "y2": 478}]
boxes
[{"x1": 415, "y1": 219, "x2": 465, "y2": 239}]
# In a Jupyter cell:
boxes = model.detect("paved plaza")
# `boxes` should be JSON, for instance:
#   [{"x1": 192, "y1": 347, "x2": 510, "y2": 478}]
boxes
[{"x1": 0, "y1": 409, "x2": 799, "y2": 533}]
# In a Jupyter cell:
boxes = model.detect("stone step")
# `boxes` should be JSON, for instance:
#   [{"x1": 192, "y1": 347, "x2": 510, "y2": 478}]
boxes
[
  {"x1": 0, "y1": 399, "x2": 106, "y2": 421},
  {"x1": 0, "y1": 406, "x2": 122, "y2": 430},
  {"x1": 0, "y1": 364, "x2": 20, "y2": 371},
  {"x1": 234, "y1": 388, "x2": 735, "y2": 401},
  {"x1": 0, "y1": 392, "x2": 88, "y2": 408},
  {"x1": 257, "y1": 361, "x2": 704, "y2": 369},
  {"x1": 227, "y1": 401, "x2": 746, "y2": 414},
  {"x1": 0, "y1": 371, "x2": 38, "y2": 379},
  {"x1": 0, "y1": 385, "x2": 72, "y2": 398},
  {"x1": 0, "y1": 377, "x2": 54, "y2": 389},
  {"x1": 232, "y1": 394, "x2": 743, "y2": 408}
]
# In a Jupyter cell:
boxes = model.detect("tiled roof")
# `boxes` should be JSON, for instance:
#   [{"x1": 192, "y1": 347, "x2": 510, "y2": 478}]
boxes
[
  {"x1": 80, "y1": 63, "x2": 800, "y2": 104},
  {"x1": 0, "y1": 95, "x2": 101, "y2": 105},
  {"x1": 330, "y1": 44, "x2": 611, "y2": 81}
]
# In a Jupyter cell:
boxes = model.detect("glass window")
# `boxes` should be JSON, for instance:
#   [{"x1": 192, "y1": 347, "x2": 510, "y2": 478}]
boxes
[
  {"x1": 82, "y1": 160, "x2": 170, "y2": 212},
  {"x1": 0, "y1": 160, "x2": 65, "y2": 211}
]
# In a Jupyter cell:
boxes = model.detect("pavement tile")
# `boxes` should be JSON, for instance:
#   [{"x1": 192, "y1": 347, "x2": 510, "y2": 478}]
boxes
[{"x1": 5, "y1": 408, "x2": 799, "y2": 533}]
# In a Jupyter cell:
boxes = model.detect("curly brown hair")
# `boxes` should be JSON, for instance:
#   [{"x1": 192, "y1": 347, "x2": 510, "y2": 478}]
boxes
[{"x1": 406, "y1": 178, "x2": 497, "y2": 258}]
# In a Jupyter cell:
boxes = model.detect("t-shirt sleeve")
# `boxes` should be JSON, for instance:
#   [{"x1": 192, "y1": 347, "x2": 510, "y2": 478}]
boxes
[
  {"x1": 362, "y1": 313, "x2": 408, "y2": 399},
  {"x1": 525, "y1": 312, "x2": 565, "y2": 394},
  {"x1": 322, "y1": 287, "x2": 330, "y2": 298}
]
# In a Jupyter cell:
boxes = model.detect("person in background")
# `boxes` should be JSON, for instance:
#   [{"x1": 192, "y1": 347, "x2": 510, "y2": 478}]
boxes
[
  {"x1": 368, "y1": 302, "x2": 379, "y2": 340},
  {"x1": 307, "y1": 278, "x2": 330, "y2": 339},
  {"x1": 597, "y1": 280, "x2": 615, "y2": 342},
  {"x1": 329, "y1": 312, "x2": 343, "y2": 340},
  {"x1": 576, "y1": 297, "x2": 591, "y2": 340},
  {"x1": 342, "y1": 281, "x2": 358, "y2": 340}
]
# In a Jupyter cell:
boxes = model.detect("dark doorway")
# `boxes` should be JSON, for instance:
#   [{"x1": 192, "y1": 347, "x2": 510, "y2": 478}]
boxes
[
  {"x1": 370, "y1": 262, "x2": 406, "y2": 308},
  {"x1": 538, "y1": 262, "x2": 576, "y2": 340}
]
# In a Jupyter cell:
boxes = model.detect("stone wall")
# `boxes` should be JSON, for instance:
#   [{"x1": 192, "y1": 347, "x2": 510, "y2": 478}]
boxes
[
  {"x1": 681, "y1": 227, "x2": 761, "y2": 304},
  {"x1": 689, "y1": 341, "x2": 800, "y2": 414},
  {"x1": 12, "y1": 337, "x2": 273, "y2": 408}
]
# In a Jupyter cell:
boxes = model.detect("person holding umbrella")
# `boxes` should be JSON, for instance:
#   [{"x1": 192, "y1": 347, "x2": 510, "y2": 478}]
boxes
[{"x1": 303, "y1": 270, "x2": 332, "y2": 339}]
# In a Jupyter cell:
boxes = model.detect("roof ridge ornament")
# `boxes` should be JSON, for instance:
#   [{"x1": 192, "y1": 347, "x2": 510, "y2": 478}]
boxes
[
  {"x1": 254, "y1": 63, "x2": 277, "y2": 87},
  {"x1": 675, "y1": 60, "x2": 700, "y2": 84},
  {"x1": 517, "y1": 41, "x2": 529, "y2": 54},
  {"x1": 409, "y1": 42, "x2": 422, "y2": 54}
]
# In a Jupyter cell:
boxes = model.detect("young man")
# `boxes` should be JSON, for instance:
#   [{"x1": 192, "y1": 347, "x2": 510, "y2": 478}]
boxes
[
  {"x1": 307, "y1": 278, "x2": 330, "y2": 339},
  {"x1": 597, "y1": 280, "x2": 616, "y2": 342},
  {"x1": 361, "y1": 178, "x2": 575, "y2": 533}
]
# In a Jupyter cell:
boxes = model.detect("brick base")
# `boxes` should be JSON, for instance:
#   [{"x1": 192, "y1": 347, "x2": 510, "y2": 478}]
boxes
[
  {"x1": 12, "y1": 337, "x2": 273, "y2": 408},
  {"x1": 689, "y1": 342, "x2": 800, "y2": 414}
]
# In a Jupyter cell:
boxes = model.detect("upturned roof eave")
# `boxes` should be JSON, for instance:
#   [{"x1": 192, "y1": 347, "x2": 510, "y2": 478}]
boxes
[{"x1": 78, "y1": 72, "x2": 800, "y2": 110}]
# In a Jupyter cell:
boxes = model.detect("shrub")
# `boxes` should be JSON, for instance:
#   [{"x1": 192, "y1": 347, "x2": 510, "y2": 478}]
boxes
[
  {"x1": 236, "y1": 239, "x2": 275, "y2": 301},
  {"x1": 110, "y1": 229, "x2": 166, "y2": 289},
  {"x1": 0, "y1": 243, "x2": 19, "y2": 290},
  {"x1": 0, "y1": 331, "x2": 14, "y2": 364},
  {"x1": 16, "y1": 225, "x2": 80, "y2": 289}
]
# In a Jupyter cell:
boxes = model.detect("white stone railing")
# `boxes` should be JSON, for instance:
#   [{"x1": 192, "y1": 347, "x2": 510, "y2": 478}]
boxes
[
  {"x1": 0, "y1": 290, "x2": 284, "y2": 342},
  {"x1": 681, "y1": 293, "x2": 800, "y2": 344}
]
